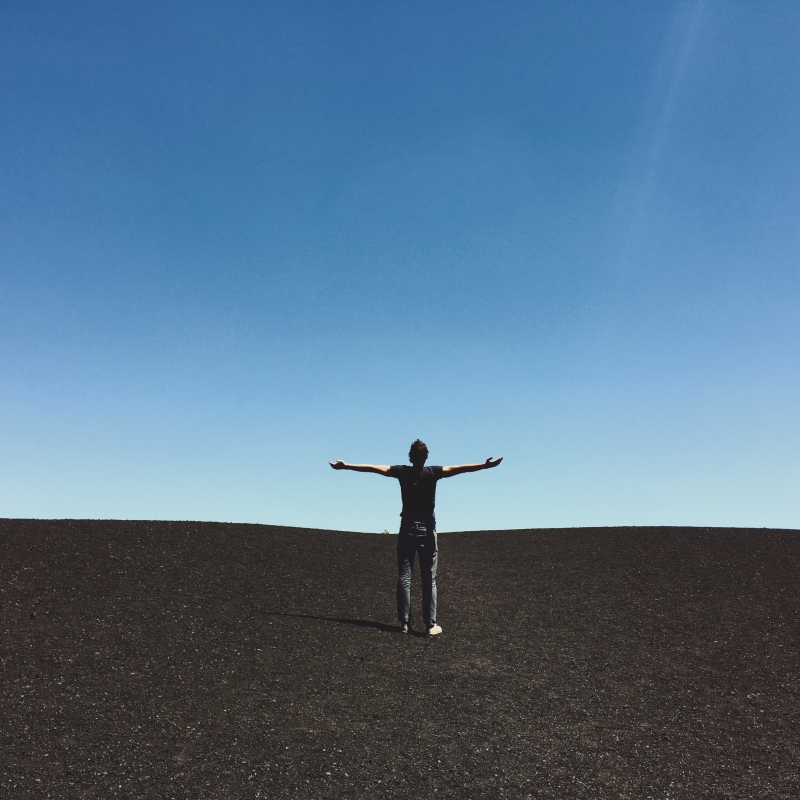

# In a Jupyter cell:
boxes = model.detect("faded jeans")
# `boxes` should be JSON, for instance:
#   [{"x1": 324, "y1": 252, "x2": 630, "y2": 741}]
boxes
[{"x1": 396, "y1": 520, "x2": 438, "y2": 627}]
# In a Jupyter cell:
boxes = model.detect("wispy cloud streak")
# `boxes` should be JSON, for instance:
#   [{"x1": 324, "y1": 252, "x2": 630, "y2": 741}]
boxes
[{"x1": 619, "y1": 0, "x2": 708, "y2": 267}]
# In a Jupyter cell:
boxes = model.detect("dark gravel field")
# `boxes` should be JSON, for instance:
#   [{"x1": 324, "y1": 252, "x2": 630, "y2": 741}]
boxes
[{"x1": 2, "y1": 519, "x2": 799, "y2": 799}]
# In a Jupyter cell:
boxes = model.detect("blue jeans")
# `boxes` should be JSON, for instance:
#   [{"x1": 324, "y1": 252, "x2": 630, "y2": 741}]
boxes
[{"x1": 396, "y1": 521, "x2": 438, "y2": 627}]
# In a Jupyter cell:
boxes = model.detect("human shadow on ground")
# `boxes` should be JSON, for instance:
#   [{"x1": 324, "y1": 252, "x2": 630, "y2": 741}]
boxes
[{"x1": 261, "y1": 611, "x2": 428, "y2": 635}]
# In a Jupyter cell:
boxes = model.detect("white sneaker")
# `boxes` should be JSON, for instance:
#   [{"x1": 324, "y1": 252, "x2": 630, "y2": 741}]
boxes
[
  {"x1": 427, "y1": 623, "x2": 442, "y2": 636},
  {"x1": 400, "y1": 622, "x2": 409, "y2": 634}
]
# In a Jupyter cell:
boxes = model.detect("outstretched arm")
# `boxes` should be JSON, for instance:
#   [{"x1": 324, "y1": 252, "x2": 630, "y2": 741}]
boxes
[
  {"x1": 441, "y1": 457, "x2": 503, "y2": 478},
  {"x1": 329, "y1": 460, "x2": 392, "y2": 476}
]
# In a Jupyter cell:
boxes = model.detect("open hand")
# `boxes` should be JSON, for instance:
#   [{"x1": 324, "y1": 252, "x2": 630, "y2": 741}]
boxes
[
  {"x1": 329, "y1": 460, "x2": 346, "y2": 470},
  {"x1": 485, "y1": 457, "x2": 503, "y2": 468}
]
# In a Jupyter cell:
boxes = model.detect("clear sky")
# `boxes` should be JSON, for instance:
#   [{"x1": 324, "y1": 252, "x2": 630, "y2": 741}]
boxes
[{"x1": 2, "y1": 1, "x2": 798, "y2": 531}]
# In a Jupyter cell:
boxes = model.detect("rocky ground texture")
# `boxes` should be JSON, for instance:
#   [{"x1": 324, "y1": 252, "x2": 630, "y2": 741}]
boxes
[{"x1": 2, "y1": 519, "x2": 799, "y2": 799}]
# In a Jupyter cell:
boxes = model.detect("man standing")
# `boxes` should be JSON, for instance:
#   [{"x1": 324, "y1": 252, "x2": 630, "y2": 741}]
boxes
[{"x1": 329, "y1": 440, "x2": 503, "y2": 636}]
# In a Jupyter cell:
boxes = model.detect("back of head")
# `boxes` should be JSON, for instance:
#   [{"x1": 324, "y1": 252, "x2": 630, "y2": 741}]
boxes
[{"x1": 408, "y1": 439, "x2": 429, "y2": 467}]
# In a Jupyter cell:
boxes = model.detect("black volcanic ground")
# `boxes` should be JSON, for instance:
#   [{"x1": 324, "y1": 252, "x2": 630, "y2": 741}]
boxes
[{"x1": 2, "y1": 520, "x2": 799, "y2": 799}]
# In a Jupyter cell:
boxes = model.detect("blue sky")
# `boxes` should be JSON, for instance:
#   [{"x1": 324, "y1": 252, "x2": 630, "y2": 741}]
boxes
[{"x1": 2, "y1": 1, "x2": 798, "y2": 531}]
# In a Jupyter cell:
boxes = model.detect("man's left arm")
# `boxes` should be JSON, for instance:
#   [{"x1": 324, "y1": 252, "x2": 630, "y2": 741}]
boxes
[{"x1": 441, "y1": 457, "x2": 503, "y2": 478}]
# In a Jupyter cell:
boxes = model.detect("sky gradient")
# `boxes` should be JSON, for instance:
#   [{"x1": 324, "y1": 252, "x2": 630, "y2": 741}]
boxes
[{"x1": 2, "y1": 1, "x2": 798, "y2": 531}]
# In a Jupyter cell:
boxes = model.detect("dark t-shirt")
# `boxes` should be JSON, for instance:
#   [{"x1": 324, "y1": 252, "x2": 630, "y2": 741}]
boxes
[{"x1": 389, "y1": 465, "x2": 444, "y2": 522}]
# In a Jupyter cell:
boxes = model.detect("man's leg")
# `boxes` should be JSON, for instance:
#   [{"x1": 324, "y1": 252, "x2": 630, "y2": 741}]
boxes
[
  {"x1": 396, "y1": 532, "x2": 415, "y2": 628},
  {"x1": 418, "y1": 526, "x2": 438, "y2": 630}
]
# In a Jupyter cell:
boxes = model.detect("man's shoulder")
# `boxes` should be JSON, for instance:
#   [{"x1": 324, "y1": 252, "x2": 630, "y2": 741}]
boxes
[{"x1": 427, "y1": 466, "x2": 444, "y2": 478}]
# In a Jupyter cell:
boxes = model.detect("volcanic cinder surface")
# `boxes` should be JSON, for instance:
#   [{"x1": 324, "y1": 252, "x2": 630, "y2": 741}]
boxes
[{"x1": 2, "y1": 520, "x2": 799, "y2": 799}]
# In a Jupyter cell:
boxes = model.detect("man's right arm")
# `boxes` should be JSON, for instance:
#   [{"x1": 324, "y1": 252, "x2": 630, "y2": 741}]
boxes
[
  {"x1": 441, "y1": 457, "x2": 503, "y2": 478},
  {"x1": 329, "y1": 461, "x2": 393, "y2": 476}
]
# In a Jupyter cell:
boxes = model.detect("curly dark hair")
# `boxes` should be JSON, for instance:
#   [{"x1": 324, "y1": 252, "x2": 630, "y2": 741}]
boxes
[{"x1": 408, "y1": 439, "x2": 429, "y2": 465}]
